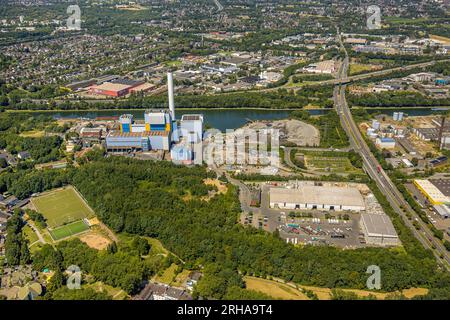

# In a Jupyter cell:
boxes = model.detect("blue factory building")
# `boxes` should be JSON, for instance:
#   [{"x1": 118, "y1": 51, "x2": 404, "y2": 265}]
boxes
[
  {"x1": 105, "y1": 73, "x2": 203, "y2": 154},
  {"x1": 106, "y1": 111, "x2": 172, "y2": 152},
  {"x1": 170, "y1": 145, "x2": 193, "y2": 162}
]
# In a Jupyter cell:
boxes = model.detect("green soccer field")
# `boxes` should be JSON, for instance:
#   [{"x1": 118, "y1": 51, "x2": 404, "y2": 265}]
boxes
[
  {"x1": 49, "y1": 220, "x2": 89, "y2": 241},
  {"x1": 31, "y1": 186, "x2": 94, "y2": 229}
]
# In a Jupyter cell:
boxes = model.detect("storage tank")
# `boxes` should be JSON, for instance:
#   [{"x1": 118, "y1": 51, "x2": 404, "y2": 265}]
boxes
[{"x1": 393, "y1": 112, "x2": 399, "y2": 121}]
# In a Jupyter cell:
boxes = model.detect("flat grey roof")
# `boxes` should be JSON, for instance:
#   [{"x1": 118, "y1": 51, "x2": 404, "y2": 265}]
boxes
[
  {"x1": 269, "y1": 186, "x2": 365, "y2": 208},
  {"x1": 361, "y1": 213, "x2": 398, "y2": 238},
  {"x1": 430, "y1": 179, "x2": 450, "y2": 197}
]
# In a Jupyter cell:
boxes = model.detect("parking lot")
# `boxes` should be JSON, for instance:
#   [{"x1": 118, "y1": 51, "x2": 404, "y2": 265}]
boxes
[
  {"x1": 406, "y1": 183, "x2": 450, "y2": 241},
  {"x1": 240, "y1": 182, "x2": 368, "y2": 248}
]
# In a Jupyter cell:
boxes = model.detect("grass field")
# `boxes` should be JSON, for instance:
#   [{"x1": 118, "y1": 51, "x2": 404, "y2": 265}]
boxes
[
  {"x1": 85, "y1": 282, "x2": 129, "y2": 300},
  {"x1": 172, "y1": 269, "x2": 191, "y2": 287},
  {"x1": 19, "y1": 130, "x2": 45, "y2": 138},
  {"x1": 430, "y1": 34, "x2": 450, "y2": 44},
  {"x1": 32, "y1": 186, "x2": 94, "y2": 228},
  {"x1": 49, "y1": 220, "x2": 89, "y2": 241},
  {"x1": 245, "y1": 276, "x2": 429, "y2": 300},
  {"x1": 244, "y1": 276, "x2": 308, "y2": 300},
  {"x1": 305, "y1": 156, "x2": 359, "y2": 173},
  {"x1": 155, "y1": 263, "x2": 179, "y2": 284},
  {"x1": 22, "y1": 225, "x2": 39, "y2": 244},
  {"x1": 349, "y1": 63, "x2": 377, "y2": 76}
]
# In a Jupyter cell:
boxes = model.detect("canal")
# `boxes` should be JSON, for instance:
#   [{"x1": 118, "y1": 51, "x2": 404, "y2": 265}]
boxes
[{"x1": 19, "y1": 107, "x2": 447, "y2": 131}]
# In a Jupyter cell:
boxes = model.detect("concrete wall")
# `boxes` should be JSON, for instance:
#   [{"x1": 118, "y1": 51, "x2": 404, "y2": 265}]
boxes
[{"x1": 365, "y1": 235, "x2": 399, "y2": 246}]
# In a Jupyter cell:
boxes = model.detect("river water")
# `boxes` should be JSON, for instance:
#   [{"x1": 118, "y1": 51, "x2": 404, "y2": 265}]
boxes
[{"x1": 26, "y1": 107, "x2": 446, "y2": 131}]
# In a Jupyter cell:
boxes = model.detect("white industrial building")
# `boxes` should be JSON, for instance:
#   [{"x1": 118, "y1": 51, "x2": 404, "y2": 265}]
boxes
[
  {"x1": 269, "y1": 186, "x2": 366, "y2": 212},
  {"x1": 375, "y1": 137, "x2": 396, "y2": 149},
  {"x1": 434, "y1": 204, "x2": 450, "y2": 219},
  {"x1": 360, "y1": 213, "x2": 399, "y2": 246},
  {"x1": 179, "y1": 114, "x2": 204, "y2": 143}
]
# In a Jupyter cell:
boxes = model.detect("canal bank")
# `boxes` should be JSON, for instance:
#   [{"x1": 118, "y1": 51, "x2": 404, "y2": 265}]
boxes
[{"x1": 6, "y1": 107, "x2": 446, "y2": 131}]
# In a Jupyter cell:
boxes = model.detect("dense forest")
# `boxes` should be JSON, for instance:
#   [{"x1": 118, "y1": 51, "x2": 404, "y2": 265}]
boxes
[
  {"x1": 0, "y1": 113, "x2": 64, "y2": 163},
  {"x1": 348, "y1": 91, "x2": 450, "y2": 108},
  {"x1": 2, "y1": 86, "x2": 334, "y2": 111},
  {"x1": 3, "y1": 155, "x2": 448, "y2": 299},
  {"x1": 290, "y1": 110, "x2": 349, "y2": 148}
]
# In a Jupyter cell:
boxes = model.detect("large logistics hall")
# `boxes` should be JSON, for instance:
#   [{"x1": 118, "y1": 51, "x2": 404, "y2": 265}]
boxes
[
  {"x1": 414, "y1": 179, "x2": 450, "y2": 205},
  {"x1": 360, "y1": 213, "x2": 399, "y2": 246},
  {"x1": 269, "y1": 186, "x2": 366, "y2": 212}
]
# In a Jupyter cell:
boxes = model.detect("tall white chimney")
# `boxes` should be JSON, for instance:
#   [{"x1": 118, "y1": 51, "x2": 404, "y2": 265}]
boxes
[{"x1": 167, "y1": 72, "x2": 175, "y2": 120}]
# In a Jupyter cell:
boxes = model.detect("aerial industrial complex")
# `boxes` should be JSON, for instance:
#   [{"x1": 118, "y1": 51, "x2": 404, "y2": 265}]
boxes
[
  {"x1": 105, "y1": 73, "x2": 203, "y2": 159},
  {"x1": 414, "y1": 179, "x2": 450, "y2": 219},
  {"x1": 264, "y1": 181, "x2": 399, "y2": 247},
  {"x1": 360, "y1": 213, "x2": 399, "y2": 246},
  {"x1": 269, "y1": 185, "x2": 366, "y2": 212}
]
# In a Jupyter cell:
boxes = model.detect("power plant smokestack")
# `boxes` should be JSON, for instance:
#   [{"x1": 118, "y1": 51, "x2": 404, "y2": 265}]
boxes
[{"x1": 167, "y1": 72, "x2": 175, "y2": 120}]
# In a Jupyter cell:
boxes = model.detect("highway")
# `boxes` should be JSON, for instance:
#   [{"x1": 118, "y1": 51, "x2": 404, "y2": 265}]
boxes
[{"x1": 334, "y1": 33, "x2": 450, "y2": 270}]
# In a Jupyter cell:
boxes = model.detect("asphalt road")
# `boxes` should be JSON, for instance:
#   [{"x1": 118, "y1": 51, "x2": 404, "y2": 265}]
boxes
[{"x1": 334, "y1": 32, "x2": 450, "y2": 270}]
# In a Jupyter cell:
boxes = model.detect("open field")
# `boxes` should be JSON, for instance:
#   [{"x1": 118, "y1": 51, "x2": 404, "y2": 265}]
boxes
[
  {"x1": 202, "y1": 178, "x2": 229, "y2": 201},
  {"x1": 349, "y1": 63, "x2": 379, "y2": 75},
  {"x1": 146, "y1": 237, "x2": 169, "y2": 256},
  {"x1": 430, "y1": 34, "x2": 450, "y2": 44},
  {"x1": 29, "y1": 241, "x2": 44, "y2": 254},
  {"x1": 244, "y1": 276, "x2": 308, "y2": 300},
  {"x1": 296, "y1": 150, "x2": 361, "y2": 173},
  {"x1": 245, "y1": 277, "x2": 429, "y2": 300},
  {"x1": 85, "y1": 282, "x2": 129, "y2": 300},
  {"x1": 243, "y1": 119, "x2": 320, "y2": 147},
  {"x1": 19, "y1": 130, "x2": 45, "y2": 138},
  {"x1": 22, "y1": 224, "x2": 39, "y2": 244},
  {"x1": 79, "y1": 229, "x2": 112, "y2": 250},
  {"x1": 154, "y1": 263, "x2": 178, "y2": 284},
  {"x1": 305, "y1": 156, "x2": 357, "y2": 172},
  {"x1": 49, "y1": 220, "x2": 89, "y2": 241},
  {"x1": 172, "y1": 269, "x2": 191, "y2": 287},
  {"x1": 31, "y1": 186, "x2": 94, "y2": 228}
]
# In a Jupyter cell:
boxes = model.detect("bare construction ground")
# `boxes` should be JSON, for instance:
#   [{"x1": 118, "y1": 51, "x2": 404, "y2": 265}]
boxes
[{"x1": 243, "y1": 119, "x2": 320, "y2": 147}]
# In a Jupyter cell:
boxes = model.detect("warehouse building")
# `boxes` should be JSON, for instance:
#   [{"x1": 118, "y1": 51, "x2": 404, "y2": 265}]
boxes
[
  {"x1": 303, "y1": 60, "x2": 336, "y2": 74},
  {"x1": 360, "y1": 213, "x2": 399, "y2": 246},
  {"x1": 429, "y1": 179, "x2": 450, "y2": 197},
  {"x1": 106, "y1": 131, "x2": 170, "y2": 152},
  {"x1": 434, "y1": 204, "x2": 450, "y2": 219},
  {"x1": 269, "y1": 186, "x2": 366, "y2": 212},
  {"x1": 414, "y1": 179, "x2": 450, "y2": 205},
  {"x1": 180, "y1": 114, "x2": 204, "y2": 143},
  {"x1": 375, "y1": 137, "x2": 396, "y2": 149},
  {"x1": 89, "y1": 82, "x2": 132, "y2": 97},
  {"x1": 80, "y1": 127, "x2": 103, "y2": 142},
  {"x1": 89, "y1": 79, "x2": 151, "y2": 97}
]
